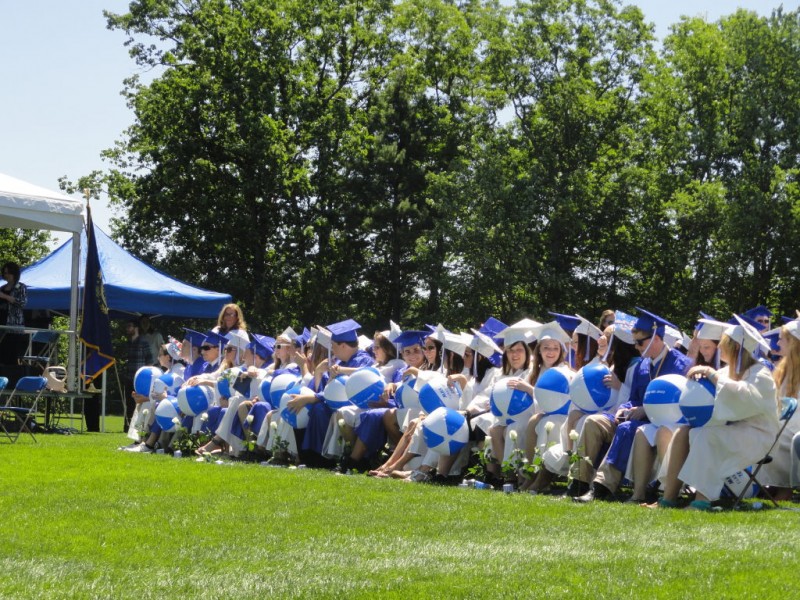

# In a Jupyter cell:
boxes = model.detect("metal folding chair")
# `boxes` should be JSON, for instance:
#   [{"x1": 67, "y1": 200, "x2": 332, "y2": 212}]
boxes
[
  {"x1": 20, "y1": 329, "x2": 61, "y2": 371},
  {"x1": 0, "y1": 375, "x2": 48, "y2": 443},
  {"x1": 732, "y1": 396, "x2": 798, "y2": 510}
]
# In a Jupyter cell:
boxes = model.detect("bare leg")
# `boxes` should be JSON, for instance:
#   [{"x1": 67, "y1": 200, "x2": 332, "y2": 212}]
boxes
[
  {"x1": 372, "y1": 420, "x2": 418, "y2": 474},
  {"x1": 486, "y1": 425, "x2": 506, "y2": 477},
  {"x1": 383, "y1": 408, "x2": 402, "y2": 445},
  {"x1": 631, "y1": 429, "x2": 656, "y2": 501},
  {"x1": 662, "y1": 426, "x2": 690, "y2": 502}
]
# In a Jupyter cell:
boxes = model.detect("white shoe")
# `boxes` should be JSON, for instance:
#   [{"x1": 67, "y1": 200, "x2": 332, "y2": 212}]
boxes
[
  {"x1": 125, "y1": 444, "x2": 154, "y2": 453},
  {"x1": 117, "y1": 442, "x2": 141, "y2": 451}
]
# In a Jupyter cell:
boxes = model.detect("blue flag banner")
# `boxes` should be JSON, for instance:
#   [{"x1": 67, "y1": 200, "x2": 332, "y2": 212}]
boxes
[{"x1": 79, "y1": 207, "x2": 115, "y2": 383}]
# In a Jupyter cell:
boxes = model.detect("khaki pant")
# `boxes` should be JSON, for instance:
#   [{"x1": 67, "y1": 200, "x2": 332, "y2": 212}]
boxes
[{"x1": 569, "y1": 414, "x2": 616, "y2": 484}]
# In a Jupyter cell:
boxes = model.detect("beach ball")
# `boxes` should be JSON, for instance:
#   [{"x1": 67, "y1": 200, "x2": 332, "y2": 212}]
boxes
[
  {"x1": 177, "y1": 385, "x2": 214, "y2": 417},
  {"x1": 569, "y1": 363, "x2": 613, "y2": 413},
  {"x1": 534, "y1": 366, "x2": 572, "y2": 415},
  {"x1": 216, "y1": 368, "x2": 243, "y2": 399},
  {"x1": 269, "y1": 372, "x2": 302, "y2": 407},
  {"x1": 394, "y1": 377, "x2": 420, "y2": 410},
  {"x1": 152, "y1": 372, "x2": 184, "y2": 397},
  {"x1": 134, "y1": 366, "x2": 163, "y2": 396},
  {"x1": 323, "y1": 375, "x2": 351, "y2": 410},
  {"x1": 722, "y1": 467, "x2": 759, "y2": 499},
  {"x1": 155, "y1": 398, "x2": 180, "y2": 432},
  {"x1": 643, "y1": 374, "x2": 688, "y2": 427},
  {"x1": 279, "y1": 385, "x2": 314, "y2": 429},
  {"x1": 679, "y1": 377, "x2": 717, "y2": 427},
  {"x1": 250, "y1": 375, "x2": 266, "y2": 401},
  {"x1": 345, "y1": 367, "x2": 386, "y2": 409},
  {"x1": 490, "y1": 379, "x2": 534, "y2": 425},
  {"x1": 422, "y1": 407, "x2": 469, "y2": 455},
  {"x1": 259, "y1": 376, "x2": 274, "y2": 404},
  {"x1": 418, "y1": 375, "x2": 462, "y2": 413}
]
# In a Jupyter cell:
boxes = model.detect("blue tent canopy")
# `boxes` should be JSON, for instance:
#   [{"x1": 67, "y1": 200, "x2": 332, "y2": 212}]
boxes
[{"x1": 21, "y1": 224, "x2": 231, "y2": 319}]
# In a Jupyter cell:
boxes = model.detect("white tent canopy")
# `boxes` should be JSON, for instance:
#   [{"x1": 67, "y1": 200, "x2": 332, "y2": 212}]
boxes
[
  {"x1": 0, "y1": 172, "x2": 84, "y2": 390},
  {"x1": 0, "y1": 173, "x2": 84, "y2": 233}
]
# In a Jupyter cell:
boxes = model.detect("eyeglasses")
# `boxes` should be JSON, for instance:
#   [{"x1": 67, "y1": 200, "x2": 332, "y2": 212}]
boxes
[
  {"x1": 223, "y1": 312, "x2": 237, "y2": 317},
  {"x1": 633, "y1": 335, "x2": 653, "y2": 347},
  {"x1": 423, "y1": 345, "x2": 437, "y2": 351},
  {"x1": 200, "y1": 345, "x2": 213, "y2": 351}
]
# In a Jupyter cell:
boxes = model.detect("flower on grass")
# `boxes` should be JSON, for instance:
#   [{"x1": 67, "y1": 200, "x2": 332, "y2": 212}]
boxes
[
  {"x1": 569, "y1": 429, "x2": 580, "y2": 441},
  {"x1": 338, "y1": 418, "x2": 346, "y2": 429},
  {"x1": 509, "y1": 430, "x2": 518, "y2": 442},
  {"x1": 142, "y1": 409, "x2": 149, "y2": 417},
  {"x1": 545, "y1": 421, "x2": 555, "y2": 434}
]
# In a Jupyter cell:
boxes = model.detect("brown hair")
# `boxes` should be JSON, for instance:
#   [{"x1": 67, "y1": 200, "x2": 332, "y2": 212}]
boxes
[
  {"x1": 774, "y1": 328, "x2": 800, "y2": 397},
  {"x1": 719, "y1": 334, "x2": 758, "y2": 381}
]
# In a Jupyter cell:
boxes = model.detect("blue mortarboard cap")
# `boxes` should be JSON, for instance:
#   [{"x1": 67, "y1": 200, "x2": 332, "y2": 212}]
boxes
[
  {"x1": 781, "y1": 316, "x2": 796, "y2": 324},
  {"x1": 327, "y1": 319, "x2": 361, "y2": 343},
  {"x1": 548, "y1": 312, "x2": 580, "y2": 334},
  {"x1": 762, "y1": 329, "x2": 781, "y2": 353},
  {"x1": 183, "y1": 328, "x2": 207, "y2": 348},
  {"x1": 296, "y1": 327, "x2": 312, "y2": 347},
  {"x1": 203, "y1": 330, "x2": 229, "y2": 348},
  {"x1": 633, "y1": 307, "x2": 677, "y2": 337},
  {"x1": 249, "y1": 334, "x2": 275, "y2": 360},
  {"x1": 479, "y1": 317, "x2": 506, "y2": 337},
  {"x1": 394, "y1": 330, "x2": 428, "y2": 349},
  {"x1": 744, "y1": 305, "x2": 773, "y2": 320},
  {"x1": 728, "y1": 313, "x2": 766, "y2": 332}
]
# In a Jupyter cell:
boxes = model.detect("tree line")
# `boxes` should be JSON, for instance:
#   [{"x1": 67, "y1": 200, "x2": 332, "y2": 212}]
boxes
[{"x1": 12, "y1": 0, "x2": 800, "y2": 335}]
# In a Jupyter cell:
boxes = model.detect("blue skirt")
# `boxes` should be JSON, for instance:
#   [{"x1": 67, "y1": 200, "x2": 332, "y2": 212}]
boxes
[
  {"x1": 354, "y1": 408, "x2": 389, "y2": 458},
  {"x1": 302, "y1": 402, "x2": 334, "y2": 454}
]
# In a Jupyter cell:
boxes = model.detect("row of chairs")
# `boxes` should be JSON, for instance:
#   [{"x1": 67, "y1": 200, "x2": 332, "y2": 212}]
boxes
[{"x1": 0, "y1": 375, "x2": 48, "y2": 443}]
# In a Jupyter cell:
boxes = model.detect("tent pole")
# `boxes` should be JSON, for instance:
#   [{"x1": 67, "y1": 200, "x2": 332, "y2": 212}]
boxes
[
  {"x1": 101, "y1": 369, "x2": 107, "y2": 433},
  {"x1": 68, "y1": 230, "x2": 81, "y2": 392}
]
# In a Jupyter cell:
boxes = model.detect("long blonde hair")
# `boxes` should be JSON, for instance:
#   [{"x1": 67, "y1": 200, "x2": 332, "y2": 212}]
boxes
[
  {"x1": 774, "y1": 328, "x2": 800, "y2": 397},
  {"x1": 718, "y1": 334, "x2": 758, "y2": 381}
]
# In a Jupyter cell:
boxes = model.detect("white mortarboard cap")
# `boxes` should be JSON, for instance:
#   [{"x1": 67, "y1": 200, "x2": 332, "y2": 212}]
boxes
[
  {"x1": 314, "y1": 326, "x2": 332, "y2": 351},
  {"x1": 497, "y1": 318, "x2": 540, "y2": 346},
  {"x1": 574, "y1": 315, "x2": 602, "y2": 340},
  {"x1": 427, "y1": 323, "x2": 448, "y2": 344},
  {"x1": 225, "y1": 330, "x2": 250, "y2": 351},
  {"x1": 727, "y1": 314, "x2": 771, "y2": 356},
  {"x1": 469, "y1": 329, "x2": 503, "y2": 358},
  {"x1": 663, "y1": 324, "x2": 683, "y2": 349},
  {"x1": 358, "y1": 334, "x2": 373, "y2": 352},
  {"x1": 784, "y1": 320, "x2": 800, "y2": 343},
  {"x1": 442, "y1": 331, "x2": 468, "y2": 357},
  {"x1": 530, "y1": 321, "x2": 570, "y2": 345},
  {"x1": 280, "y1": 327, "x2": 298, "y2": 342},
  {"x1": 696, "y1": 318, "x2": 728, "y2": 341}
]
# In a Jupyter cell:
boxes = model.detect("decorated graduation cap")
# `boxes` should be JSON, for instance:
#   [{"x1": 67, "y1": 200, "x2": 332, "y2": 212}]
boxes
[
  {"x1": 394, "y1": 330, "x2": 429, "y2": 349},
  {"x1": 548, "y1": 312, "x2": 580, "y2": 335},
  {"x1": 183, "y1": 328, "x2": 207, "y2": 348},
  {"x1": 726, "y1": 314, "x2": 772, "y2": 370},
  {"x1": 611, "y1": 311, "x2": 637, "y2": 345},
  {"x1": 326, "y1": 319, "x2": 361, "y2": 343},
  {"x1": 249, "y1": 334, "x2": 275, "y2": 361},
  {"x1": 165, "y1": 337, "x2": 183, "y2": 361},
  {"x1": 497, "y1": 318, "x2": 540, "y2": 346}
]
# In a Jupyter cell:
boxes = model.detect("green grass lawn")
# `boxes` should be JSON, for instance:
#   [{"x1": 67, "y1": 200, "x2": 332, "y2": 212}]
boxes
[{"x1": 1, "y1": 424, "x2": 797, "y2": 599}]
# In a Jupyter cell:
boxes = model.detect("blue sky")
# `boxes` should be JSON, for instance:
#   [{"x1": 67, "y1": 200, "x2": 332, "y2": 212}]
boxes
[{"x1": 0, "y1": 1, "x2": 784, "y2": 247}]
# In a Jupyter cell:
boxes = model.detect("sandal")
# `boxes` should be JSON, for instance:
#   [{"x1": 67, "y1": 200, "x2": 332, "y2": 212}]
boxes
[
  {"x1": 195, "y1": 437, "x2": 224, "y2": 456},
  {"x1": 657, "y1": 498, "x2": 678, "y2": 509},
  {"x1": 686, "y1": 499, "x2": 712, "y2": 511}
]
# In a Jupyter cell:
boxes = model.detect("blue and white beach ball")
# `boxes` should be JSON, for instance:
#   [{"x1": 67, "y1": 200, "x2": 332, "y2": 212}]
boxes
[
  {"x1": 155, "y1": 398, "x2": 180, "y2": 432},
  {"x1": 279, "y1": 385, "x2": 314, "y2": 429},
  {"x1": 134, "y1": 366, "x2": 163, "y2": 396},
  {"x1": 534, "y1": 366, "x2": 572, "y2": 415},
  {"x1": 345, "y1": 367, "x2": 386, "y2": 409},
  {"x1": 722, "y1": 467, "x2": 759, "y2": 499},
  {"x1": 323, "y1": 375, "x2": 351, "y2": 410},
  {"x1": 422, "y1": 407, "x2": 469, "y2": 455},
  {"x1": 643, "y1": 374, "x2": 688, "y2": 427},
  {"x1": 259, "y1": 376, "x2": 274, "y2": 404},
  {"x1": 269, "y1": 372, "x2": 302, "y2": 407},
  {"x1": 152, "y1": 372, "x2": 184, "y2": 397},
  {"x1": 490, "y1": 379, "x2": 534, "y2": 425},
  {"x1": 679, "y1": 377, "x2": 717, "y2": 427},
  {"x1": 177, "y1": 385, "x2": 214, "y2": 417},
  {"x1": 419, "y1": 375, "x2": 462, "y2": 413},
  {"x1": 569, "y1": 362, "x2": 613, "y2": 413},
  {"x1": 250, "y1": 375, "x2": 266, "y2": 401},
  {"x1": 216, "y1": 368, "x2": 243, "y2": 399},
  {"x1": 394, "y1": 377, "x2": 419, "y2": 410}
]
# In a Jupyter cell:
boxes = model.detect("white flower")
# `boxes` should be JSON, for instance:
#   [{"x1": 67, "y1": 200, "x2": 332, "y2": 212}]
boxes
[
  {"x1": 338, "y1": 418, "x2": 346, "y2": 429},
  {"x1": 246, "y1": 415, "x2": 254, "y2": 425},
  {"x1": 569, "y1": 429, "x2": 580, "y2": 441},
  {"x1": 171, "y1": 417, "x2": 180, "y2": 425},
  {"x1": 270, "y1": 421, "x2": 278, "y2": 431},
  {"x1": 200, "y1": 412, "x2": 209, "y2": 422},
  {"x1": 142, "y1": 409, "x2": 149, "y2": 416},
  {"x1": 509, "y1": 430, "x2": 518, "y2": 442},
  {"x1": 545, "y1": 421, "x2": 555, "y2": 434}
]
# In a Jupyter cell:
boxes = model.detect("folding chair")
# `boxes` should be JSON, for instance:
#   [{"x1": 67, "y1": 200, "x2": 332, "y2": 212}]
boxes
[
  {"x1": 732, "y1": 396, "x2": 798, "y2": 510},
  {"x1": 19, "y1": 329, "x2": 61, "y2": 371},
  {"x1": 0, "y1": 375, "x2": 48, "y2": 443}
]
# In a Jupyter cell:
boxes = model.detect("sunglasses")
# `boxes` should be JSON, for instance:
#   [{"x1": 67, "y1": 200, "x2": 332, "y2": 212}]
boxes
[
  {"x1": 275, "y1": 343, "x2": 291, "y2": 349},
  {"x1": 200, "y1": 345, "x2": 214, "y2": 351},
  {"x1": 633, "y1": 334, "x2": 653, "y2": 347}
]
